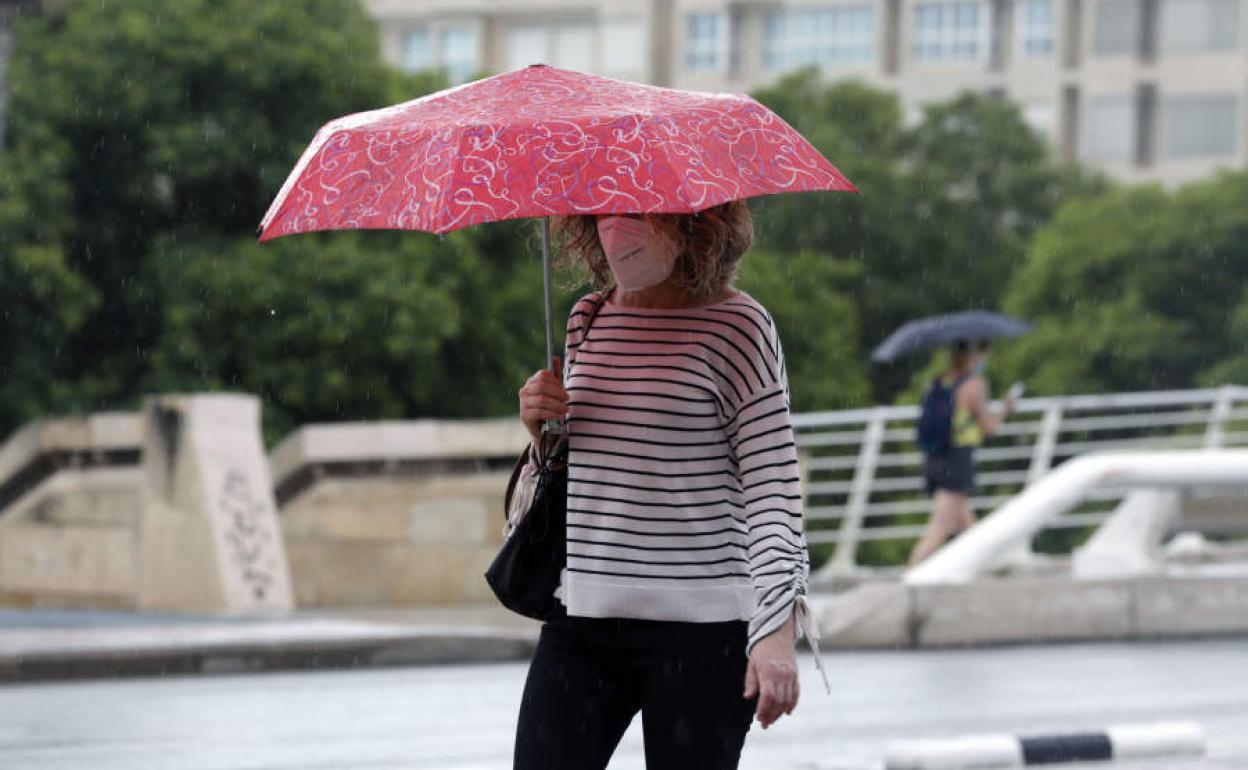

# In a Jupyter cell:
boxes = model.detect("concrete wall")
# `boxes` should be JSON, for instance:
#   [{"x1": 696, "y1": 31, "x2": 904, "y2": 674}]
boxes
[
  {"x1": 281, "y1": 474, "x2": 509, "y2": 607},
  {"x1": 0, "y1": 406, "x2": 532, "y2": 612},
  {"x1": 0, "y1": 414, "x2": 144, "y2": 609},
  {"x1": 813, "y1": 572, "x2": 1248, "y2": 648},
  {"x1": 0, "y1": 468, "x2": 142, "y2": 609},
  {"x1": 270, "y1": 418, "x2": 530, "y2": 608}
]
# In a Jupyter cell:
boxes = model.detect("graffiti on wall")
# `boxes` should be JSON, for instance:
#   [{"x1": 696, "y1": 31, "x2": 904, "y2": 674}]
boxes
[{"x1": 217, "y1": 467, "x2": 281, "y2": 603}]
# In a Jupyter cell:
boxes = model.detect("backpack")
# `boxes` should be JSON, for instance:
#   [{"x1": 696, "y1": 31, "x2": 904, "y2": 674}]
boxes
[{"x1": 916, "y1": 376, "x2": 966, "y2": 456}]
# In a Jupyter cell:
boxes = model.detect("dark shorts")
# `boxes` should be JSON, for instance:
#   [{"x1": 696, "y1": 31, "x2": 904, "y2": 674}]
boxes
[{"x1": 924, "y1": 447, "x2": 976, "y2": 495}]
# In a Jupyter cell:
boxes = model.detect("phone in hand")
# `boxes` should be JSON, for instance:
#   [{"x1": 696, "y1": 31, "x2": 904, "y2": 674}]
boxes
[{"x1": 1007, "y1": 381, "x2": 1026, "y2": 402}]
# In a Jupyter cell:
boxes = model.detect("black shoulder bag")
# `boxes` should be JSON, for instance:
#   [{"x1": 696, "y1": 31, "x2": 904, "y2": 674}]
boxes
[{"x1": 485, "y1": 293, "x2": 607, "y2": 620}]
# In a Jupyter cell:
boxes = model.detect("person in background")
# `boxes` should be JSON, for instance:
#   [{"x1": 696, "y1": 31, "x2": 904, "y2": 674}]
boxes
[{"x1": 909, "y1": 339, "x2": 1019, "y2": 567}]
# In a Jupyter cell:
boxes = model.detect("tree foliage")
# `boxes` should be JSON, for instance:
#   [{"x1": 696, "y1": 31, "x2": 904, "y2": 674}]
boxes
[
  {"x1": 751, "y1": 71, "x2": 1101, "y2": 403},
  {"x1": 0, "y1": 0, "x2": 445, "y2": 435},
  {"x1": 996, "y1": 173, "x2": 1248, "y2": 395}
]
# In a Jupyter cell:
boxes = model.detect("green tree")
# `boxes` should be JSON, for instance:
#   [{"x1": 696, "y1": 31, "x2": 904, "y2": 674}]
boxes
[
  {"x1": 736, "y1": 248, "x2": 870, "y2": 410},
  {"x1": 0, "y1": 0, "x2": 457, "y2": 434},
  {"x1": 997, "y1": 173, "x2": 1248, "y2": 394},
  {"x1": 751, "y1": 72, "x2": 1099, "y2": 404},
  {"x1": 1199, "y1": 290, "x2": 1248, "y2": 386},
  {"x1": 147, "y1": 231, "x2": 464, "y2": 440}
]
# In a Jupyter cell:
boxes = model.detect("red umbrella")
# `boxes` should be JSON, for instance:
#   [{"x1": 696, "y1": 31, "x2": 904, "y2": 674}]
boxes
[{"x1": 259, "y1": 64, "x2": 855, "y2": 385}]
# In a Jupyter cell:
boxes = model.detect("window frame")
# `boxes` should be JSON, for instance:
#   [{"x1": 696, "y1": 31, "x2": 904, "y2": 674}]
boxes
[
  {"x1": 685, "y1": 10, "x2": 730, "y2": 72},
  {"x1": 764, "y1": 5, "x2": 878, "y2": 72},
  {"x1": 1082, "y1": 93, "x2": 1136, "y2": 163},
  {"x1": 911, "y1": 0, "x2": 991, "y2": 64},
  {"x1": 1092, "y1": 0, "x2": 1141, "y2": 57},
  {"x1": 1015, "y1": 0, "x2": 1056, "y2": 58},
  {"x1": 1160, "y1": 93, "x2": 1240, "y2": 158},
  {"x1": 1158, "y1": 0, "x2": 1240, "y2": 54}
]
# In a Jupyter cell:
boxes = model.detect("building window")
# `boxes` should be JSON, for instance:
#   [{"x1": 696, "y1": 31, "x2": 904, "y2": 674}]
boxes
[
  {"x1": 402, "y1": 29, "x2": 432, "y2": 72},
  {"x1": 601, "y1": 16, "x2": 648, "y2": 77},
  {"x1": 553, "y1": 24, "x2": 594, "y2": 72},
  {"x1": 403, "y1": 22, "x2": 482, "y2": 82},
  {"x1": 1093, "y1": 0, "x2": 1140, "y2": 56},
  {"x1": 440, "y1": 23, "x2": 481, "y2": 83},
  {"x1": 1016, "y1": 0, "x2": 1055, "y2": 56},
  {"x1": 685, "y1": 11, "x2": 728, "y2": 71},
  {"x1": 764, "y1": 6, "x2": 876, "y2": 71},
  {"x1": 913, "y1": 1, "x2": 986, "y2": 62},
  {"x1": 1162, "y1": 94, "x2": 1238, "y2": 157},
  {"x1": 1159, "y1": 0, "x2": 1239, "y2": 53},
  {"x1": 1084, "y1": 95, "x2": 1134, "y2": 162}
]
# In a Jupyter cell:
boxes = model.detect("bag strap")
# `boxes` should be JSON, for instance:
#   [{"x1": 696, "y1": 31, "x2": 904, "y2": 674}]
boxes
[
  {"x1": 503, "y1": 449, "x2": 529, "y2": 521},
  {"x1": 537, "y1": 290, "x2": 607, "y2": 464},
  {"x1": 566, "y1": 290, "x2": 609, "y2": 379},
  {"x1": 503, "y1": 290, "x2": 609, "y2": 518}
]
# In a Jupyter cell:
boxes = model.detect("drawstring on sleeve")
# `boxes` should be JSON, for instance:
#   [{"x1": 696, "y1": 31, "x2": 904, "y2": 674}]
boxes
[{"x1": 794, "y1": 595, "x2": 830, "y2": 694}]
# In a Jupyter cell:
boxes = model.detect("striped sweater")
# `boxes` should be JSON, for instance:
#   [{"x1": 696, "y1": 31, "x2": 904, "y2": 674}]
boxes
[{"x1": 559, "y1": 290, "x2": 811, "y2": 653}]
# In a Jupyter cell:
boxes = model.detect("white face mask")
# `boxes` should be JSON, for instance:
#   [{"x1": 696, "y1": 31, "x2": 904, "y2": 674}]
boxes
[{"x1": 596, "y1": 216, "x2": 676, "y2": 291}]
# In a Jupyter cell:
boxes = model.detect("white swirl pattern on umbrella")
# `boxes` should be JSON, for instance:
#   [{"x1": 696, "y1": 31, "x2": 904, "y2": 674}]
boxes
[{"x1": 260, "y1": 65, "x2": 855, "y2": 238}]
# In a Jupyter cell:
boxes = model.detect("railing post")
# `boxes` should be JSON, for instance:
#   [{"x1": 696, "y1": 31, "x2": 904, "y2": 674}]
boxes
[
  {"x1": 828, "y1": 409, "x2": 886, "y2": 575},
  {"x1": 994, "y1": 402, "x2": 1064, "y2": 568},
  {"x1": 1204, "y1": 386, "x2": 1234, "y2": 449},
  {"x1": 1027, "y1": 403, "x2": 1064, "y2": 485}
]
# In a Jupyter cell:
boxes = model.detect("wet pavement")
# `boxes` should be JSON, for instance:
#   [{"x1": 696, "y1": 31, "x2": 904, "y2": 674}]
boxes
[{"x1": 0, "y1": 638, "x2": 1244, "y2": 770}]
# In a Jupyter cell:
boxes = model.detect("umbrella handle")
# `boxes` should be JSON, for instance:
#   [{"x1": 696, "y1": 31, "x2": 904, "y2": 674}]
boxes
[{"x1": 540, "y1": 217, "x2": 564, "y2": 436}]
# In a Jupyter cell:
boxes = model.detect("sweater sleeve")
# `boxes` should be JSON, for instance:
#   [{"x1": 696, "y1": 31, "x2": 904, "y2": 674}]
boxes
[{"x1": 730, "y1": 335, "x2": 812, "y2": 654}]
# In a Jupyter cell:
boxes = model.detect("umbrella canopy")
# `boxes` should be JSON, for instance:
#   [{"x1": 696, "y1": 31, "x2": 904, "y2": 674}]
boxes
[
  {"x1": 871, "y1": 311, "x2": 1032, "y2": 363},
  {"x1": 259, "y1": 64, "x2": 855, "y2": 240}
]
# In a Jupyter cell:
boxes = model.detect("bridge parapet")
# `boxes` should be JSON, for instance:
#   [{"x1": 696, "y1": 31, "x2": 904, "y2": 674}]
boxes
[
  {"x1": 270, "y1": 419, "x2": 529, "y2": 607},
  {"x1": 0, "y1": 413, "x2": 143, "y2": 608}
]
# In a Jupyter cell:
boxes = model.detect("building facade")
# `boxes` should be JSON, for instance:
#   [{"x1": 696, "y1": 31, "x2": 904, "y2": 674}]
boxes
[{"x1": 364, "y1": 0, "x2": 1248, "y2": 184}]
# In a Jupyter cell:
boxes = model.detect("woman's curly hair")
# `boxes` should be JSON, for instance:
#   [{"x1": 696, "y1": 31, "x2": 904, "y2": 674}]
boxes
[{"x1": 551, "y1": 201, "x2": 753, "y2": 304}]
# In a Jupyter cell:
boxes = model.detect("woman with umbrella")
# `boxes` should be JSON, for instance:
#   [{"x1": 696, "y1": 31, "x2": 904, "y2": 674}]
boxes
[
  {"x1": 872, "y1": 313, "x2": 1028, "y2": 567},
  {"x1": 260, "y1": 64, "x2": 854, "y2": 769},
  {"x1": 516, "y1": 202, "x2": 819, "y2": 768}
]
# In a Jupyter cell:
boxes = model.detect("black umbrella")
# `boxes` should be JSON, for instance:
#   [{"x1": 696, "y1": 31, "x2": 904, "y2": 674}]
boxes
[{"x1": 871, "y1": 311, "x2": 1032, "y2": 363}]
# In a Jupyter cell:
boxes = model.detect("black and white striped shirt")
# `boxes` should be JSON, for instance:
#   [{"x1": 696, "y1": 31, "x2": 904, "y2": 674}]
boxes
[{"x1": 559, "y1": 290, "x2": 811, "y2": 652}]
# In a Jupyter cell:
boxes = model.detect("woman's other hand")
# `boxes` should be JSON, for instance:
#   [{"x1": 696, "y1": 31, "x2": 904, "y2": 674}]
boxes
[
  {"x1": 743, "y1": 612, "x2": 799, "y2": 729},
  {"x1": 519, "y1": 356, "x2": 568, "y2": 441}
]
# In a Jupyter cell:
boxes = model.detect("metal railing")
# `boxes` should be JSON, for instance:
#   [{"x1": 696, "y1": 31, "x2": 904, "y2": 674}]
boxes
[
  {"x1": 906, "y1": 449, "x2": 1248, "y2": 584},
  {"x1": 793, "y1": 384, "x2": 1248, "y2": 574}
]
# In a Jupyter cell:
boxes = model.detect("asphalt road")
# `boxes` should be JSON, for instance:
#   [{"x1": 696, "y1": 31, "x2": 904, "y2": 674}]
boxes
[{"x1": 0, "y1": 638, "x2": 1245, "y2": 770}]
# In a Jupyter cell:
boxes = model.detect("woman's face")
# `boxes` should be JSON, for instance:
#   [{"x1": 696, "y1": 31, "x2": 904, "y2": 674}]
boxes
[{"x1": 596, "y1": 215, "x2": 677, "y2": 291}]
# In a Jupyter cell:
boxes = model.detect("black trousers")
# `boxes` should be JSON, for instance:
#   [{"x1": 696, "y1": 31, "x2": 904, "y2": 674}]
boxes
[{"x1": 513, "y1": 607, "x2": 756, "y2": 770}]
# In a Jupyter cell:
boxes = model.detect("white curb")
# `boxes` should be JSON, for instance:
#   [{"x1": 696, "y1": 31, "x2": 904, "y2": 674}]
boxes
[
  {"x1": 885, "y1": 721, "x2": 1204, "y2": 769},
  {"x1": 1106, "y1": 721, "x2": 1205, "y2": 760},
  {"x1": 886, "y1": 733, "x2": 1022, "y2": 769}
]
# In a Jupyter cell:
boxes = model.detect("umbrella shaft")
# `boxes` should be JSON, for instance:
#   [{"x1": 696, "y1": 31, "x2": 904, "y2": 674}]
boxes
[
  {"x1": 541, "y1": 217, "x2": 563, "y2": 436},
  {"x1": 542, "y1": 217, "x2": 555, "y2": 370}
]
